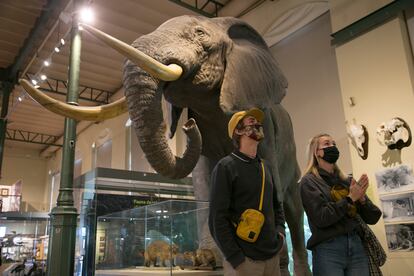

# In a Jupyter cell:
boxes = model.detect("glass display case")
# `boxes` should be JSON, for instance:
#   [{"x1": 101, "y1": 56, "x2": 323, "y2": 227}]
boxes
[
  {"x1": 94, "y1": 200, "x2": 222, "y2": 275},
  {"x1": 0, "y1": 212, "x2": 49, "y2": 275},
  {"x1": 72, "y1": 167, "x2": 196, "y2": 276}
]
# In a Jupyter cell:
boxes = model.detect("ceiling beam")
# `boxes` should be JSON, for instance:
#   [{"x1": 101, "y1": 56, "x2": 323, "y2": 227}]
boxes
[
  {"x1": 6, "y1": 128, "x2": 63, "y2": 147},
  {"x1": 7, "y1": 0, "x2": 63, "y2": 82},
  {"x1": 25, "y1": 73, "x2": 114, "y2": 104},
  {"x1": 169, "y1": 0, "x2": 225, "y2": 17}
]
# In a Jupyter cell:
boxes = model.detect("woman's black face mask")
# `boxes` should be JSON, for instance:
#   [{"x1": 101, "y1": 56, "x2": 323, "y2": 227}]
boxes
[{"x1": 321, "y1": 146, "x2": 340, "y2": 164}]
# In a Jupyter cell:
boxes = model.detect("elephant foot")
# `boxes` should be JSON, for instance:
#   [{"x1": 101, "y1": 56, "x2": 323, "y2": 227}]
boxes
[
  {"x1": 280, "y1": 267, "x2": 290, "y2": 276},
  {"x1": 293, "y1": 250, "x2": 311, "y2": 276},
  {"x1": 279, "y1": 242, "x2": 291, "y2": 275},
  {"x1": 294, "y1": 263, "x2": 312, "y2": 276}
]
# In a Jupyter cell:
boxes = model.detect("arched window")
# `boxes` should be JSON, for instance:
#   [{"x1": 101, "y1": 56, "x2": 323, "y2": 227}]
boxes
[
  {"x1": 74, "y1": 149, "x2": 82, "y2": 179},
  {"x1": 125, "y1": 118, "x2": 153, "y2": 173},
  {"x1": 49, "y1": 171, "x2": 60, "y2": 211},
  {"x1": 92, "y1": 128, "x2": 112, "y2": 169}
]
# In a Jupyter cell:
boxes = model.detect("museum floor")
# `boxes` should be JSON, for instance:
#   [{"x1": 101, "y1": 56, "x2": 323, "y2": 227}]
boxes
[{"x1": 95, "y1": 267, "x2": 223, "y2": 275}]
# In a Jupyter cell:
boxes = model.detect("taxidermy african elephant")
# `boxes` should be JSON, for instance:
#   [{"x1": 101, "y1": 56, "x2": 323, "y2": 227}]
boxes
[{"x1": 20, "y1": 15, "x2": 310, "y2": 275}]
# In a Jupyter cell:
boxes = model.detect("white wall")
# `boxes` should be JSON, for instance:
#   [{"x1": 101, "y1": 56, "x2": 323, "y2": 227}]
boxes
[
  {"x1": 2, "y1": 147, "x2": 48, "y2": 211},
  {"x1": 270, "y1": 13, "x2": 352, "y2": 173},
  {"x1": 335, "y1": 16, "x2": 414, "y2": 275},
  {"x1": 240, "y1": 0, "x2": 328, "y2": 35}
]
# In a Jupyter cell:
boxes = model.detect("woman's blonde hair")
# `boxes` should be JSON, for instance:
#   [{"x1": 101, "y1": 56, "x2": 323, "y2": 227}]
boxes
[{"x1": 303, "y1": 133, "x2": 347, "y2": 180}]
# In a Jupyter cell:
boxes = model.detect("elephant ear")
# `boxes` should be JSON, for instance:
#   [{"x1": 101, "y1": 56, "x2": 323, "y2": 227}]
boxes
[{"x1": 220, "y1": 19, "x2": 287, "y2": 113}]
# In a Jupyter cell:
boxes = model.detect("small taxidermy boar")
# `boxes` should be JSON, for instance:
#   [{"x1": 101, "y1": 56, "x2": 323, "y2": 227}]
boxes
[
  {"x1": 196, "y1": 248, "x2": 216, "y2": 267},
  {"x1": 144, "y1": 240, "x2": 178, "y2": 267},
  {"x1": 183, "y1": 248, "x2": 216, "y2": 267}
]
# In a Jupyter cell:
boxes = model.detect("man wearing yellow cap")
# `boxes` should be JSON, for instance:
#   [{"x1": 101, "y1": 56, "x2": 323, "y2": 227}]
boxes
[{"x1": 209, "y1": 108, "x2": 285, "y2": 276}]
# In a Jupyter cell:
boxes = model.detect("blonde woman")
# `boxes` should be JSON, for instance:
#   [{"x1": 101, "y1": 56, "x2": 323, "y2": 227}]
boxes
[{"x1": 300, "y1": 134, "x2": 381, "y2": 276}]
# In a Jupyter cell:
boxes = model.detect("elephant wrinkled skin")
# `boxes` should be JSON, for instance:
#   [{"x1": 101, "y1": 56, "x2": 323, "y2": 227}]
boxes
[
  {"x1": 21, "y1": 15, "x2": 311, "y2": 275},
  {"x1": 122, "y1": 16, "x2": 310, "y2": 275}
]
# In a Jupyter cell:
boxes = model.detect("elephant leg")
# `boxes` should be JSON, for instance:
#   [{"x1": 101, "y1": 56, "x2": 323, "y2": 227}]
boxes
[
  {"x1": 284, "y1": 183, "x2": 312, "y2": 276},
  {"x1": 192, "y1": 155, "x2": 211, "y2": 201},
  {"x1": 279, "y1": 242, "x2": 290, "y2": 276},
  {"x1": 192, "y1": 156, "x2": 223, "y2": 267}
]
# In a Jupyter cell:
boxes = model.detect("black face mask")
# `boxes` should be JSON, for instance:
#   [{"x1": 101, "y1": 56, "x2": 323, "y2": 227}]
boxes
[{"x1": 321, "y1": 146, "x2": 340, "y2": 164}]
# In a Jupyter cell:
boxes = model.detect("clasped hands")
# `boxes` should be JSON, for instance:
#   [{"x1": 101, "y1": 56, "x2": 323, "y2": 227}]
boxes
[{"x1": 348, "y1": 174, "x2": 368, "y2": 204}]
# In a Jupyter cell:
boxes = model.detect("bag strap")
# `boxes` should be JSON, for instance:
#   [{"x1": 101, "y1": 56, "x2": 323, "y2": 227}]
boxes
[{"x1": 259, "y1": 161, "x2": 265, "y2": 211}]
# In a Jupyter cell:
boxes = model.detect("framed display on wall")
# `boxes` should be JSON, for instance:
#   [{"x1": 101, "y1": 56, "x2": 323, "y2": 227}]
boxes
[
  {"x1": 1, "y1": 188, "x2": 9, "y2": 196},
  {"x1": 385, "y1": 223, "x2": 414, "y2": 251},
  {"x1": 381, "y1": 194, "x2": 414, "y2": 223},
  {"x1": 376, "y1": 164, "x2": 414, "y2": 252}
]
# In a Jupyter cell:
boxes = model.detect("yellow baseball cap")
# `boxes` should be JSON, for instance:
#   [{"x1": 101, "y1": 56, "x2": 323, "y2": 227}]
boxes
[{"x1": 228, "y1": 108, "x2": 264, "y2": 138}]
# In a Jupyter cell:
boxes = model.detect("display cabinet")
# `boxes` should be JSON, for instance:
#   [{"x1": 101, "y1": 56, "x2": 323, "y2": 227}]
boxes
[
  {"x1": 376, "y1": 164, "x2": 414, "y2": 253},
  {"x1": 72, "y1": 167, "x2": 196, "y2": 276},
  {"x1": 94, "y1": 200, "x2": 222, "y2": 275},
  {"x1": 0, "y1": 212, "x2": 49, "y2": 275}
]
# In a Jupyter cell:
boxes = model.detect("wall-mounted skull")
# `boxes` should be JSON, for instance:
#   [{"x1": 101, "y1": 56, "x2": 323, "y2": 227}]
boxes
[
  {"x1": 347, "y1": 124, "x2": 369, "y2": 160},
  {"x1": 376, "y1": 118, "x2": 412, "y2": 150}
]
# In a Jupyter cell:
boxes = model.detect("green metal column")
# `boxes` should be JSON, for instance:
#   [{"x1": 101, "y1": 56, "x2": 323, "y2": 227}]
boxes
[
  {"x1": 0, "y1": 81, "x2": 12, "y2": 177},
  {"x1": 46, "y1": 5, "x2": 82, "y2": 276}
]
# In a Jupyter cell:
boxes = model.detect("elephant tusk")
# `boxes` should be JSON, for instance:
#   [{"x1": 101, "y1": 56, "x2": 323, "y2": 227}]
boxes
[
  {"x1": 80, "y1": 23, "x2": 183, "y2": 81},
  {"x1": 19, "y1": 79, "x2": 128, "y2": 121}
]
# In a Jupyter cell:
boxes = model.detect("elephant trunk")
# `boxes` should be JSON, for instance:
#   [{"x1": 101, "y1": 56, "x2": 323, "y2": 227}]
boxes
[
  {"x1": 82, "y1": 23, "x2": 202, "y2": 178},
  {"x1": 124, "y1": 59, "x2": 201, "y2": 179}
]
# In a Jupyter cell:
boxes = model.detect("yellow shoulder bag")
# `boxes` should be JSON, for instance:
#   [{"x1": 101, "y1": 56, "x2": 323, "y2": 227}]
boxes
[{"x1": 235, "y1": 161, "x2": 266, "y2": 243}]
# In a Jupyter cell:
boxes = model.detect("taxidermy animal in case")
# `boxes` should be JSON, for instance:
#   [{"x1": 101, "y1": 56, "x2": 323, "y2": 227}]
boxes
[
  {"x1": 195, "y1": 248, "x2": 216, "y2": 267},
  {"x1": 347, "y1": 123, "x2": 369, "y2": 160},
  {"x1": 182, "y1": 249, "x2": 216, "y2": 268},
  {"x1": 376, "y1": 117, "x2": 412, "y2": 150},
  {"x1": 144, "y1": 240, "x2": 178, "y2": 267},
  {"x1": 20, "y1": 15, "x2": 311, "y2": 275}
]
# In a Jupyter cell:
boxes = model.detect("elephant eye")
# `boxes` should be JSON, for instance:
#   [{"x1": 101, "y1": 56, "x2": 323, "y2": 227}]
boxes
[
  {"x1": 194, "y1": 27, "x2": 208, "y2": 38},
  {"x1": 193, "y1": 27, "x2": 212, "y2": 49}
]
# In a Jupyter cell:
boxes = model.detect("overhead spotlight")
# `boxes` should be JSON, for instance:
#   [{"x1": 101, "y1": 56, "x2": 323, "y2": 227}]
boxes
[
  {"x1": 43, "y1": 59, "x2": 51, "y2": 67},
  {"x1": 18, "y1": 96, "x2": 23, "y2": 102},
  {"x1": 60, "y1": 38, "x2": 65, "y2": 45},
  {"x1": 79, "y1": 7, "x2": 94, "y2": 23},
  {"x1": 31, "y1": 79, "x2": 38, "y2": 85},
  {"x1": 78, "y1": 25, "x2": 84, "y2": 31},
  {"x1": 34, "y1": 85, "x2": 40, "y2": 89},
  {"x1": 54, "y1": 47, "x2": 60, "y2": 53},
  {"x1": 40, "y1": 74, "x2": 47, "y2": 81}
]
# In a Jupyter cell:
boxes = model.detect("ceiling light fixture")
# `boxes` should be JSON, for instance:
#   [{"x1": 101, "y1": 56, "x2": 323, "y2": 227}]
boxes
[{"x1": 79, "y1": 7, "x2": 94, "y2": 23}]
